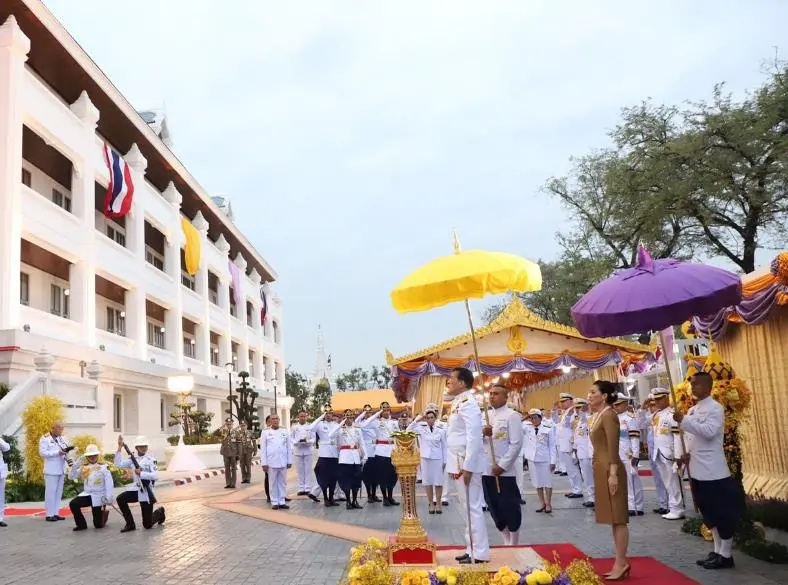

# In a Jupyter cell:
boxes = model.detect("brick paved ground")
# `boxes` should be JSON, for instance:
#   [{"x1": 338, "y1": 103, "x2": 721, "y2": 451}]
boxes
[{"x1": 4, "y1": 466, "x2": 788, "y2": 585}]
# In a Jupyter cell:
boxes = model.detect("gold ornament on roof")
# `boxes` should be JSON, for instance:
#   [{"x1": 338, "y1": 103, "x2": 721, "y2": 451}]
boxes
[{"x1": 506, "y1": 326, "x2": 526, "y2": 353}]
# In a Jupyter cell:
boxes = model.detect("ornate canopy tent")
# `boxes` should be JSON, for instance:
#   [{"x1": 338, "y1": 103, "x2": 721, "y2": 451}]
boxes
[
  {"x1": 692, "y1": 251, "x2": 788, "y2": 500},
  {"x1": 386, "y1": 297, "x2": 655, "y2": 412}
]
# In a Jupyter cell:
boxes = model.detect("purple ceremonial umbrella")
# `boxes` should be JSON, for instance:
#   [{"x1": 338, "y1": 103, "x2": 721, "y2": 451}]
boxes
[{"x1": 571, "y1": 245, "x2": 743, "y2": 339}]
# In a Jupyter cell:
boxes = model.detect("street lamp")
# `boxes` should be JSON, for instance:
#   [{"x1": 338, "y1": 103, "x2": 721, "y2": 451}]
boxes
[{"x1": 225, "y1": 362, "x2": 235, "y2": 421}]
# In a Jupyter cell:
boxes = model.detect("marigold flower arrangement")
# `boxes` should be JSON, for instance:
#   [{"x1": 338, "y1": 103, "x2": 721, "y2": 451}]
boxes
[{"x1": 343, "y1": 544, "x2": 602, "y2": 585}]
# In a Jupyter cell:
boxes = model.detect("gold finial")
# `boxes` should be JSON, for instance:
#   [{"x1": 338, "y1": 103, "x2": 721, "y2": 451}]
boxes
[
  {"x1": 452, "y1": 229, "x2": 461, "y2": 254},
  {"x1": 385, "y1": 349, "x2": 395, "y2": 365}
]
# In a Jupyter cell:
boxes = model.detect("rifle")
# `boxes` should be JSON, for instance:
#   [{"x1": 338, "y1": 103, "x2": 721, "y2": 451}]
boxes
[{"x1": 121, "y1": 442, "x2": 157, "y2": 505}]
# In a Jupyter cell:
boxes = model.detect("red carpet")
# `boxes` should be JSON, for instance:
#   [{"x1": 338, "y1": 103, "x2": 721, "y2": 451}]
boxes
[
  {"x1": 5, "y1": 507, "x2": 72, "y2": 517},
  {"x1": 437, "y1": 543, "x2": 700, "y2": 585},
  {"x1": 638, "y1": 469, "x2": 653, "y2": 477}
]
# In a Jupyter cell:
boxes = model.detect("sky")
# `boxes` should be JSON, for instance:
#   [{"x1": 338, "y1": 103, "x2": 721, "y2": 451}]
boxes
[{"x1": 43, "y1": 0, "x2": 788, "y2": 377}]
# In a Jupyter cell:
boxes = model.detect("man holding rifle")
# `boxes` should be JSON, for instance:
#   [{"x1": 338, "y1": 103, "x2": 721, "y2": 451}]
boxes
[
  {"x1": 38, "y1": 421, "x2": 71, "y2": 522},
  {"x1": 115, "y1": 435, "x2": 166, "y2": 533}
]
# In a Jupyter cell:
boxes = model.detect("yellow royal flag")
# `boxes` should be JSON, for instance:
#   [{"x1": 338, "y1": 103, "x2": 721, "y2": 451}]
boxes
[{"x1": 181, "y1": 217, "x2": 201, "y2": 276}]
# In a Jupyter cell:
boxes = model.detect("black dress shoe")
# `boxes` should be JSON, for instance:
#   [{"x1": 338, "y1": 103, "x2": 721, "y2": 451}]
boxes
[
  {"x1": 389, "y1": 499, "x2": 400, "y2": 506},
  {"x1": 285, "y1": 497, "x2": 291, "y2": 502},
  {"x1": 582, "y1": 502, "x2": 595, "y2": 508},
  {"x1": 519, "y1": 499, "x2": 526, "y2": 505},
  {"x1": 455, "y1": 553, "x2": 470, "y2": 562},
  {"x1": 458, "y1": 557, "x2": 489, "y2": 565},
  {"x1": 697, "y1": 552, "x2": 718, "y2": 566},
  {"x1": 120, "y1": 525, "x2": 136, "y2": 533},
  {"x1": 628, "y1": 510, "x2": 636, "y2": 516},
  {"x1": 279, "y1": 504, "x2": 290, "y2": 510},
  {"x1": 45, "y1": 516, "x2": 58, "y2": 522},
  {"x1": 636, "y1": 511, "x2": 644, "y2": 516},
  {"x1": 272, "y1": 504, "x2": 280, "y2": 510},
  {"x1": 73, "y1": 526, "x2": 87, "y2": 532},
  {"x1": 383, "y1": 499, "x2": 391, "y2": 507},
  {"x1": 157, "y1": 507, "x2": 166, "y2": 525},
  {"x1": 703, "y1": 555, "x2": 734, "y2": 570},
  {"x1": 566, "y1": 493, "x2": 583, "y2": 499},
  {"x1": 352, "y1": 502, "x2": 364, "y2": 509},
  {"x1": 308, "y1": 494, "x2": 320, "y2": 502},
  {"x1": 0, "y1": 521, "x2": 7, "y2": 527}
]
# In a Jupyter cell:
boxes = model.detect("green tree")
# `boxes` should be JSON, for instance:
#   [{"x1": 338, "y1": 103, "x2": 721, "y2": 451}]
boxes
[
  {"x1": 287, "y1": 368, "x2": 311, "y2": 418},
  {"x1": 335, "y1": 367, "x2": 370, "y2": 391},
  {"x1": 231, "y1": 371, "x2": 260, "y2": 434},
  {"x1": 368, "y1": 365, "x2": 392, "y2": 389},
  {"x1": 310, "y1": 379, "x2": 333, "y2": 419}
]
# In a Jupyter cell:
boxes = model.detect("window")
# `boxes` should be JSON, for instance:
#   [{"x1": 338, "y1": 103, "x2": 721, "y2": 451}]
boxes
[
  {"x1": 21, "y1": 168, "x2": 31, "y2": 187},
  {"x1": 273, "y1": 320, "x2": 280, "y2": 344},
  {"x1": 184, "y1": 337, "x2": 196, "y2": 358},
  {"x1": 106, "y1": 307, "x2": 126, "y2": 336},
  {"x1": 248, "y1": 352, "x2": 256, "y2": 377},
  {"x1": 106, "y1": 222, "x2": 126, "y2": 247},
  {"x1": 209, "y1": 290, "x2": 218, "y2": 305},
  {"x1": 51, "y1": 188, "x2": 72, "y2": 213},
  {"x1": 20, "y1": 272, "x2": 29, "y2": 306},
  {"x1": 246, "y1": 302, "x2": 254, "y2": 327},
  {"x1": 50, "y1": 284, "x2": 69, "y2": 318},
  {"x1": 181, "y1": 272, "x2": 196, "y2": 291},
  {"x1": 113, "y1": 394, "x2": 122, "y2": 432},
  {"x1": 147, "y1": 322, "x2": 165, "y2": 349},
  {"x1": 229, "y1": 288, "x2": 237, "y2": 318},
  {"x1": 211, "y1": 347, "x2": 219, "y2": 366},
  {"x1": 145, "y1": 247, "x2": 165, "y2": 271}
]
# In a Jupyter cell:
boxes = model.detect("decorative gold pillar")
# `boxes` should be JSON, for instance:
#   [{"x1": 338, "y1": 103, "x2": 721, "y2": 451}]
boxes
[{"x1": 390, "y1": 431, "x2": 427, "y2": 543}]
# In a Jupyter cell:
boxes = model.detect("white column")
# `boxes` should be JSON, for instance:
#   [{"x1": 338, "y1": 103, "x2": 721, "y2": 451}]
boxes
[
  {"x1": 0, "y1": 18, "x2": 30, "y2": 331},
  {"x1": 192, "y1": 211, "x2": 211, "y2": 375},
  {"x1": 125, "y1": 144, "x2": 147, "y2": 262},
  {"x1": 69, "y1": 91, "x2": 100, "y2": 346},
  {"x1": 127, "y1": 287, "x2": 147, "y2": 360},
  {"x1": 163, "y1": 182, "x2": 184, "y2": 367},
  {"x1": 215, "y1": 233, "x2": 232, "y2": 367}
]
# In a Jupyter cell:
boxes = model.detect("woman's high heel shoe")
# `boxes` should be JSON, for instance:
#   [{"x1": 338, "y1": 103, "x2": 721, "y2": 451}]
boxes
[{"x1": 605, "y1": 564, "x2": 630, "y2": 581}]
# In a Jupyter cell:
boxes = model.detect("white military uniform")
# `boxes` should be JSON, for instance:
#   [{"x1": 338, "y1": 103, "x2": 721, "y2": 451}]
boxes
[
  {"x1": 290, "y1": 422, "x2": 315, "y2": 493},
  {"x1": 68, "y1": 459, "x2": 113, "y2": 506},
  {"x1": 645, "y1": 407, "x2": 669, "y2": 511},
  {"x1": 39, "y1": 433, "x2": 69, "y2": 518},
  {"x1": 308, "y1": 414, "x2": 346, "y2": 499},
  {"x1": 484, "y1": 405, "x2": 524, "y2": 545},
  {"x1": 407, "y1": 418, "x2": 447, "y2": 486},
  {"x1": 354, "y1": 412, "x2": 377, "y2": 462},
  {"x1": 557, "y1": 409, "x2": 582, "y2": 495},
  {"x1": 260, "y1": 426, "x2": 293, "y2": 506},
  {"x1": 652, "y1": 403, "x2": 684, "y2": 518},
  {"x1": 114, "y1": 451, "x2": 159, "y2": 504},
  {"x1": 618, "y1": 410, "x2": 645, "y2": 513},
  {"x1": 523, "y1": 418, "x2": 556, "y2": 488},
  {"x1": 446, "y1": 390, "x2": 490, "y2": 561},
  {"x1": 0, "y1": 436, "x2": 10, "y2": 524},
  {"x1": 573, "y1": 410, "x2": 595, "y2": 504}
]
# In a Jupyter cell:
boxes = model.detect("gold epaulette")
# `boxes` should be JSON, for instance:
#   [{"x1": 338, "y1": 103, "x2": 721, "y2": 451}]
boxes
[
  {"x1": 461, "y1": 397, "x2": 469, "y2": 403},
  {"x1": 670, "y1": 427, "x2": 680, "y2": 434},
  {"x1": 628, "y1": 430, "x2": 641, "y2": 437}
]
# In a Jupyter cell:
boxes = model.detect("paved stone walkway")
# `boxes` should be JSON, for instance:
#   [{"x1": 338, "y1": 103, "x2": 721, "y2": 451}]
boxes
[{"x1": 3, "y1": 467, "x2": 788, "y2": 585}]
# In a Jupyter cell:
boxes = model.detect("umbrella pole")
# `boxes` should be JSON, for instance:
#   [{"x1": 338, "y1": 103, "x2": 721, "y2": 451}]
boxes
[
  {"x1": 657, "y1": 330, "x2": 698, "y2": 513},
  {"x1": 464, "y1": 299, "x2": 501, "y2": 493}
]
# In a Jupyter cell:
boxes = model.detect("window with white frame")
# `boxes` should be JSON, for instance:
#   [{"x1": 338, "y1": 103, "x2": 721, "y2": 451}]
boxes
[
  {"x1": 147, "y1": 322, "x2": 166, "y2": 349},
  {"x1": 181, "y1": 272, "x2": 196, "y2": 291},
  {"x1": 51, "y1": 188, "x2": 72, "y2": 213},
  {"x1": 184, "y1": 337, "x2": 196, "y2": 358},
  {"x1": 20, "y1": 272, "x2": 29, "y2": 306},
  {"x1": 21, "y1": 168, "x2": 31, "y2": 187},
  {"x1": 106, "y1": 221, "x2": 126, "y2": 247},
  {"x1": 113, "y1": 394, "x2": 122, "y2": 432},
  {"x1": 106, "y1": 306, "x2": 126, "y2": 336},
  {"x1": 211, "y1": 346, "x2": 219, "y2": 366},
  {"x1": 145, "y1": 246, "x2": 165, "y2": 271},
  {"x1": 50, "y1": 284, "x2": 69, "y2": 318},
  {"x1": 229, "y1": 289, "x2": 237, "y2": 318}
]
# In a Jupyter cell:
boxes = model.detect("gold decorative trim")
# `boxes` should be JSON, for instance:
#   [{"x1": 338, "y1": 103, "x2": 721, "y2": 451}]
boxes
[{"x1": 387, "y1": 296, "x2": 656, "y2": 365}]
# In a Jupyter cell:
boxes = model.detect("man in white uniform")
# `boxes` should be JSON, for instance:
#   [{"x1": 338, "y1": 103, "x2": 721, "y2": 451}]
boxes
[
  {"x1": 290, "y1": 411, "x2": 315, "y2": 495},
  {"x1": 571, "y1": 398, "x2": 595, "y2": 508},
  {"x1": 261, "y1": 413, "x2": 293, "y2": 510},
  {"x1": 39, "y1": 421, "x2": 70, "y2": 522},
  {"x1": 674, "y1": 372, "x2": 743, "y2": 571},
  {"x1": 556, "y1": 393, "x2": 583, "y2": 498},
  {"x1": 644, "y1": 395, "x2": 669, "y2": 514},
  {"x1": 614, "y1": 393, "x2": 645, "y2": 516},
  {"x1": 481, "y1": 385, "x2": 524, "y2": 545},
  {"x1": 651, "y1": 388, "x2": 685, "y2": 520},
  {"x1": 446, "y1": 367, "x2": 490, "y2": 564}
]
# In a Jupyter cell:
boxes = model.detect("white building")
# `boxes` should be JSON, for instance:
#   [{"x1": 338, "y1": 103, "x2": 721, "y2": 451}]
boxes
[{"x1": 0, "y1": 3, "x2": 291, "y2": 459}]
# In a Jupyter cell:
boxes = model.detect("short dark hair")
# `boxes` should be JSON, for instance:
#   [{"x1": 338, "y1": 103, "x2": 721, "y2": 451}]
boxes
[
  {"x1": 363, "y1": 404, "x2": 372, "y2": 409},
  {"x1": 452, "y1": 367, "x2": 474, "y2": 389},
  {"x1": 264, "y1": 415, "x2": 271, "y2": 423},
  {"x1": 692, "y1": 371, "x2": 713, "y2": 386},
  {"x1": 490, "y1": 384, "x2": 508, "y2": 394},
  {"x1": 593, "y1": 380, "x2": 618, "y2": 406},
  {"x1": 380, "y1": 401, "x2": 390, "y2": 408}
]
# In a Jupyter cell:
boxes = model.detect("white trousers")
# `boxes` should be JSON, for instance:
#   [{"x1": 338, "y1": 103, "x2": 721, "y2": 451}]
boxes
[
  {"x1": 650, "y1": 459, "x2": 669, "y2": 509},
  {"x1": 269, "y1": 467, "x2": 287, "y2": 505},
  {"x1": 294, "y1": 453, "x2": 312, "y2": 491},
  {"x1": 578, "y1": 458, "x2": 595, "y2": 502},
  {"x1": 454, "y1": 472, "x2": 490, "y2": 561},
  {"x1": 44, "y1": 473, "x2": 65, "y2": 517},
  {"x1": 622, "y1": 458, "x2": 644, "y2": 512},
  {"x1": 556, "y1": 447, "x2": 566, "y2": 472},
  {"x1": 436, "y1": 469, "x2": 454, "y2": 502},
  {"x1": 654, "y1": 458, "x2": 684, "y2": 515},
  {"x1": 559, "y1": 452, "x2": 582, "y2": 494},
  {"x1": 0, "y1": 478, "x2": 5, "y2": 521}
]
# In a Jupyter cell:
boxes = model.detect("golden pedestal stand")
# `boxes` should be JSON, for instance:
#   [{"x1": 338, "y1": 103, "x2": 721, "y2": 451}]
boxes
[{"x1": 387, "y1": 432, "x2": 437, "y2": 566}]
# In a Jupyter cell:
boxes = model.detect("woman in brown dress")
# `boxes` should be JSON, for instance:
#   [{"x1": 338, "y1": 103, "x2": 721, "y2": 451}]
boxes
[{"x1": 588, "y1": 380, "x2": 630, "y2": 580}]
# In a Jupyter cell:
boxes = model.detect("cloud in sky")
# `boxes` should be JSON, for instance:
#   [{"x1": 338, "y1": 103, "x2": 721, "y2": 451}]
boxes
[{"x1": 43, "y1": 0, "x2": 788, "y2": 375}]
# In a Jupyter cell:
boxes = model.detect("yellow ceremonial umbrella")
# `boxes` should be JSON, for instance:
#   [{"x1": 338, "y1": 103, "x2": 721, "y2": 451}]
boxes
[{"x1": 391, "y1": 231, "x2": 542, "y2": 494}]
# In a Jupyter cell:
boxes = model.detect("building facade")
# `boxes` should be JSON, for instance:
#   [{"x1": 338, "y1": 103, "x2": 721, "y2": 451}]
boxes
[{"x1": 0, "y1": 3, "x2": 290, "y2": 458}]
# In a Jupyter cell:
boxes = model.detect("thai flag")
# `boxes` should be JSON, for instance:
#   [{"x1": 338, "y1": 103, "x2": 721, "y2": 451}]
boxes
[{"x1": 103, "y1": 143, "x2": 135, "y2": 218}]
